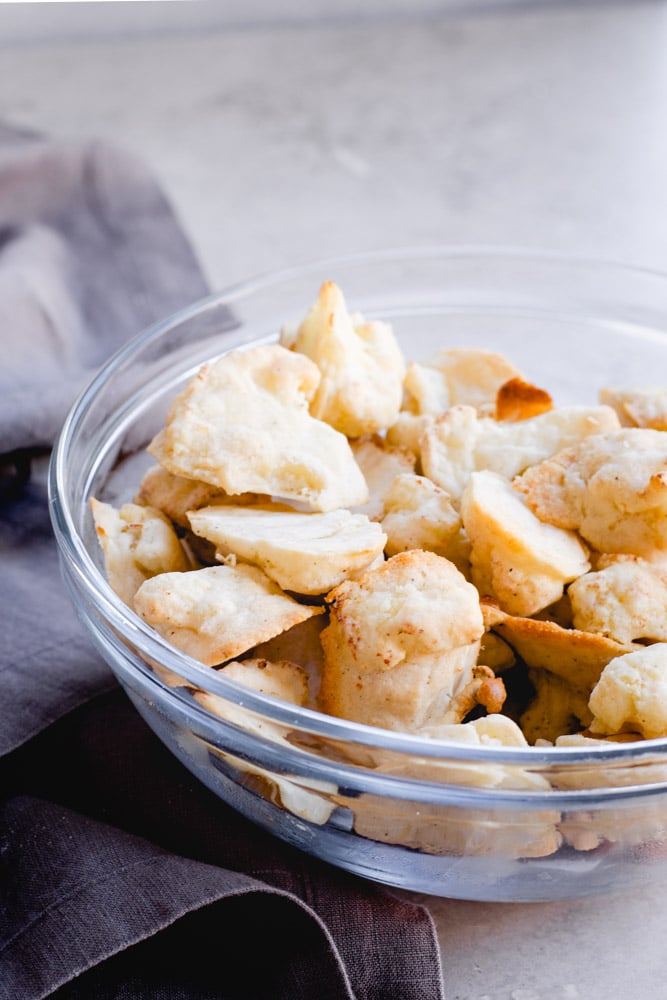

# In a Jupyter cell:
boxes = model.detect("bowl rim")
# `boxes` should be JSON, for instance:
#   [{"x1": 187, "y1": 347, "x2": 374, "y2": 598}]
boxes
[{"x1": 49, "y1": 244, "x2": 667, "y2": 770}]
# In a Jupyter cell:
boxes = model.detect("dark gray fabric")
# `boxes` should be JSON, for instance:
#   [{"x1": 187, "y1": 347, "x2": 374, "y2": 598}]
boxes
[
  {"x1": 2, "y1": 693, "x2": 444, "y2": 1000},
  {"x1": 0, "y1": 795, "x2": 354, "y2": 1000},
  {"x1": 0, "y1": 124, "x2": 445, "y2": 999}
]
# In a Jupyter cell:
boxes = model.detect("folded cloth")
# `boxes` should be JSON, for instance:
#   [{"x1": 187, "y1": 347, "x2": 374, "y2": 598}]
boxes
[
  {"x1": 0, "y1": 124, "x2": 209, "y2": 754},
  {"x1": 0, "y1": 125, "x2": 445, "y2": 1000},
  {"x1": 0, "y1": 122, "x2": 209, "y2": 454}
]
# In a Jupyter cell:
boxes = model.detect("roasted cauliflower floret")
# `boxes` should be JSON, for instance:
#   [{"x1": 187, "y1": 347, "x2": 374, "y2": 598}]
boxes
[
  {"x1": 421, "y1": 404, "x2": 619, "y2": 502},
  {"x1": 477, "y1": 631, "x2": 516, "y2": 674},
  {"x1": 569, "y1": 557, "x2": 667, "y2": 644},
  {"x1": 460, "y1": 470, "x2": 590, "y2": 616},
  {"x1": 187, "y1": 504, "x2": 386, "y2": 596},
  {"x1": 350, "y1": 435, "x2": 416, "y2": 521},
  {"x1": 420, "y1": 348, "x2": 523, "y2": 411},
  {"x1": 514, "y1": 428, "x2": 667, "y2": 556},
  {"x1": 196, "y1": 658, "x2": 308, "y2": 733},
  {"x1": 319, "y1": 550, "x2": 484, "y2": 732},
  {"x1": 599, "y1": 386, "x2": 667, "y2": 430},
  {"x1": 490, "y1": 610, "x2": 637, "y2": 701},
  {"x1": 90, "y1": 498, "x2": 191, "y2": 606},
  {"x1": 251, "y1": 615, "x2": 327, "y2": 708},
  {"x1": 133, "y1": 563, "x2": 322, "y2": 666},
  {"x1": 520, "y1": 669, "x2": 593, "y2": 744},
  {"x1": 375, "y1": 714, "x2": 548, "y2": 783},
  {"x1": 196, "y1": 659, "x2": 336, "y2": 825},
  {"x1": 385, "y1": 411, "x2": 433, "y2": 462},
  {"x1": 388, "y1": 350, "x2": 537, "y2": 463},
  {"x1": 134, "y1": 464, "x2": 259, "y2": 529},
  {"x1": 380, "y1": 473, "x2": 470, "y2": 572},
  {"x1": 345, "y1": 714, "x2": 561, "y2": 859},
  {"x1": 589, "y1": 644, "x2": 667, "y2": 739},
  {"x1": 401, "y1": 361, "x2": 451, "y2": 416},
  {"x1": 148, "y1": 344, "x2": 368, "y2": 512},
  {"x1": 281, "y1": 280, "x2": 405, "y2": 437}
]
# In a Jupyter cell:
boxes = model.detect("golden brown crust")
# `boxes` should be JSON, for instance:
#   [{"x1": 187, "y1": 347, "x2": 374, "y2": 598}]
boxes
[
  {"x1": 495, "y1": 377, "x2": 553, "y2": 422},
  {"x1": 491, "y1": 611, "x2": 636, "y2": 694}
]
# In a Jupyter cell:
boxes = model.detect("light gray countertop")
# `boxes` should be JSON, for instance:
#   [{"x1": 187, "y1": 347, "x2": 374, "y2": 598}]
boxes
[{"x1": 3, "y1": 3, "x2": 667, "y2": 996}]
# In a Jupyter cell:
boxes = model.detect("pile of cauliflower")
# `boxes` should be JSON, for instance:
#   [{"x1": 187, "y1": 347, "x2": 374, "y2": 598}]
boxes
[{"x1": 91, "y1": 280, "x2": 667, "y2": 855}]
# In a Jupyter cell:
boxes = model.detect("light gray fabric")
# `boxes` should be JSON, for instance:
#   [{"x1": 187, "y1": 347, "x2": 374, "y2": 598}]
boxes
[
  {"x1": 0, "y1": 127, "x2": 209, "y2": 452},
  {"x1": 0, "y1": 124, "x2": 209, "y2": 753}
]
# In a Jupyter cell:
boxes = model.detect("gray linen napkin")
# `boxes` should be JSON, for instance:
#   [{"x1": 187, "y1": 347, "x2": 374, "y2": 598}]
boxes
[
  {"x1": 0, "y1": 122, "x2": 208, "y2": 454},
  {"x1": 0, "y1": 125, "x2": 445, "y2": 1000},
  {"x1": 0, "y1": 124, "x2": 209, "y2": 754}
]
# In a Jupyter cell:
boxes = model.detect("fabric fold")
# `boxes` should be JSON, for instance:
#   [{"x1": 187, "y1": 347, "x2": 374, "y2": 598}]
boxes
[
  {"x1": 2, "y1": 691, "x2": 444, "y2": 1000},
  {"x1": 0, "y1": 131, "x2": 208, "y2": 453},
  {"x1": 0, "y1": 124, "x2": 209, "y2": 754},
  {"x1": 0, "y1": 796, "x2": 356, "y2": 1000}
]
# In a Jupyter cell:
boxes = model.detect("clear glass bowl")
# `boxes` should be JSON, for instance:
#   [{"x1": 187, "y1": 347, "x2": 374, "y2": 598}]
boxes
[{"x1": 50, "y1": 247, "x2": 667, "y2": 902}]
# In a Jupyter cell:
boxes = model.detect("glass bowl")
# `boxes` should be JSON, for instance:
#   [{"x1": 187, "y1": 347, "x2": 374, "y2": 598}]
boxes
[{"x1": 50, "y1": 247, "x2": 667, "y2": 902}]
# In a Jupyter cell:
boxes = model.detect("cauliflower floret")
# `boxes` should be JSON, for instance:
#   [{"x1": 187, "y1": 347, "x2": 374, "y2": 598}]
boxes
[
  {"x1": 344, "y1": 792, "x2": 561, "y2": 859},
  {"x1": 380, "y1": 473, "x2": 470, "y2": 573},
  {"x1": 134, "y1": 464, "x2": 260, "y2": 529},
  {"x1": 196, "y1": 659, "x2": 336, "y2": 825},
  {"x1": 196, "y1": 658, "x2": 308, "y2": 733},
  {"x1": 547, "y1": 729, "x2": 667, "y2": 851},
  {"x1": 133, "y1": 563, "x2": 322, "y2": 666},
  {"x1": 424, "y1": 347, "x2": 523, "y2": 410},
  {"x1": 520, "y1": 669, "x2": 593, "y2": 744},
  {"x1": 281, "y1": 280, "x2": 405, "y2": 437},
  {"x1": 148, "y1": 344, "x2": 368, "y2": 512},
  {"x1": 599, "y1": 386, "x2": 667, "y2": 430},
  {"x1": 490, "y1": 610, "x2": 637, "y2": 698},
  {"x1": 344, "y1": 714, "x2": 561, "y2": 859},
  {"x1": 569, "y1": 557, "x2": 667, "y2": 644},
  {"x1": 460, "y1": 470, "x2": 590, "y2": 616},
  {"x1": 350, "y1": 435, "x2": 415, "y2": 520},
  {"x1": 187, "y1": 504, "x2": 386, "y2": 596},
  {"x1": 589, "y1": 644, "x2": 667, "y2": 739},
  {"x1": 514, "y1": 428, "x2": 667, "y2": 556},
  {"x1": 376, "y1": 714, "x2": 547, "y2": 784},
  {"x1": 251, "y1": 615, "x2": 327, "y2": 708},
  {"x1": 402, "y1": 362, "x2": 451, "y2": 416},
  {"x1": 477, "y1": 631, "x2": 516, "y2": 674},
  {"x1": 489, "y1": 605, "x2": 637, "y2": 743},
  {"x1": 421, "y1": 404, "x2": 619, "y2": 502},
  {"x1": 319, "y1": 550, "x2": 484, "y2": 732},
  {"x1": 90, "y1": 498, "x2": 191, "y2": 606},
  {"x1": 385, "y1": 411, "x2": 433, "y2": 462},
  {"x1": 387, "y1": 349, "x2": 531, "y2": 461}
]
